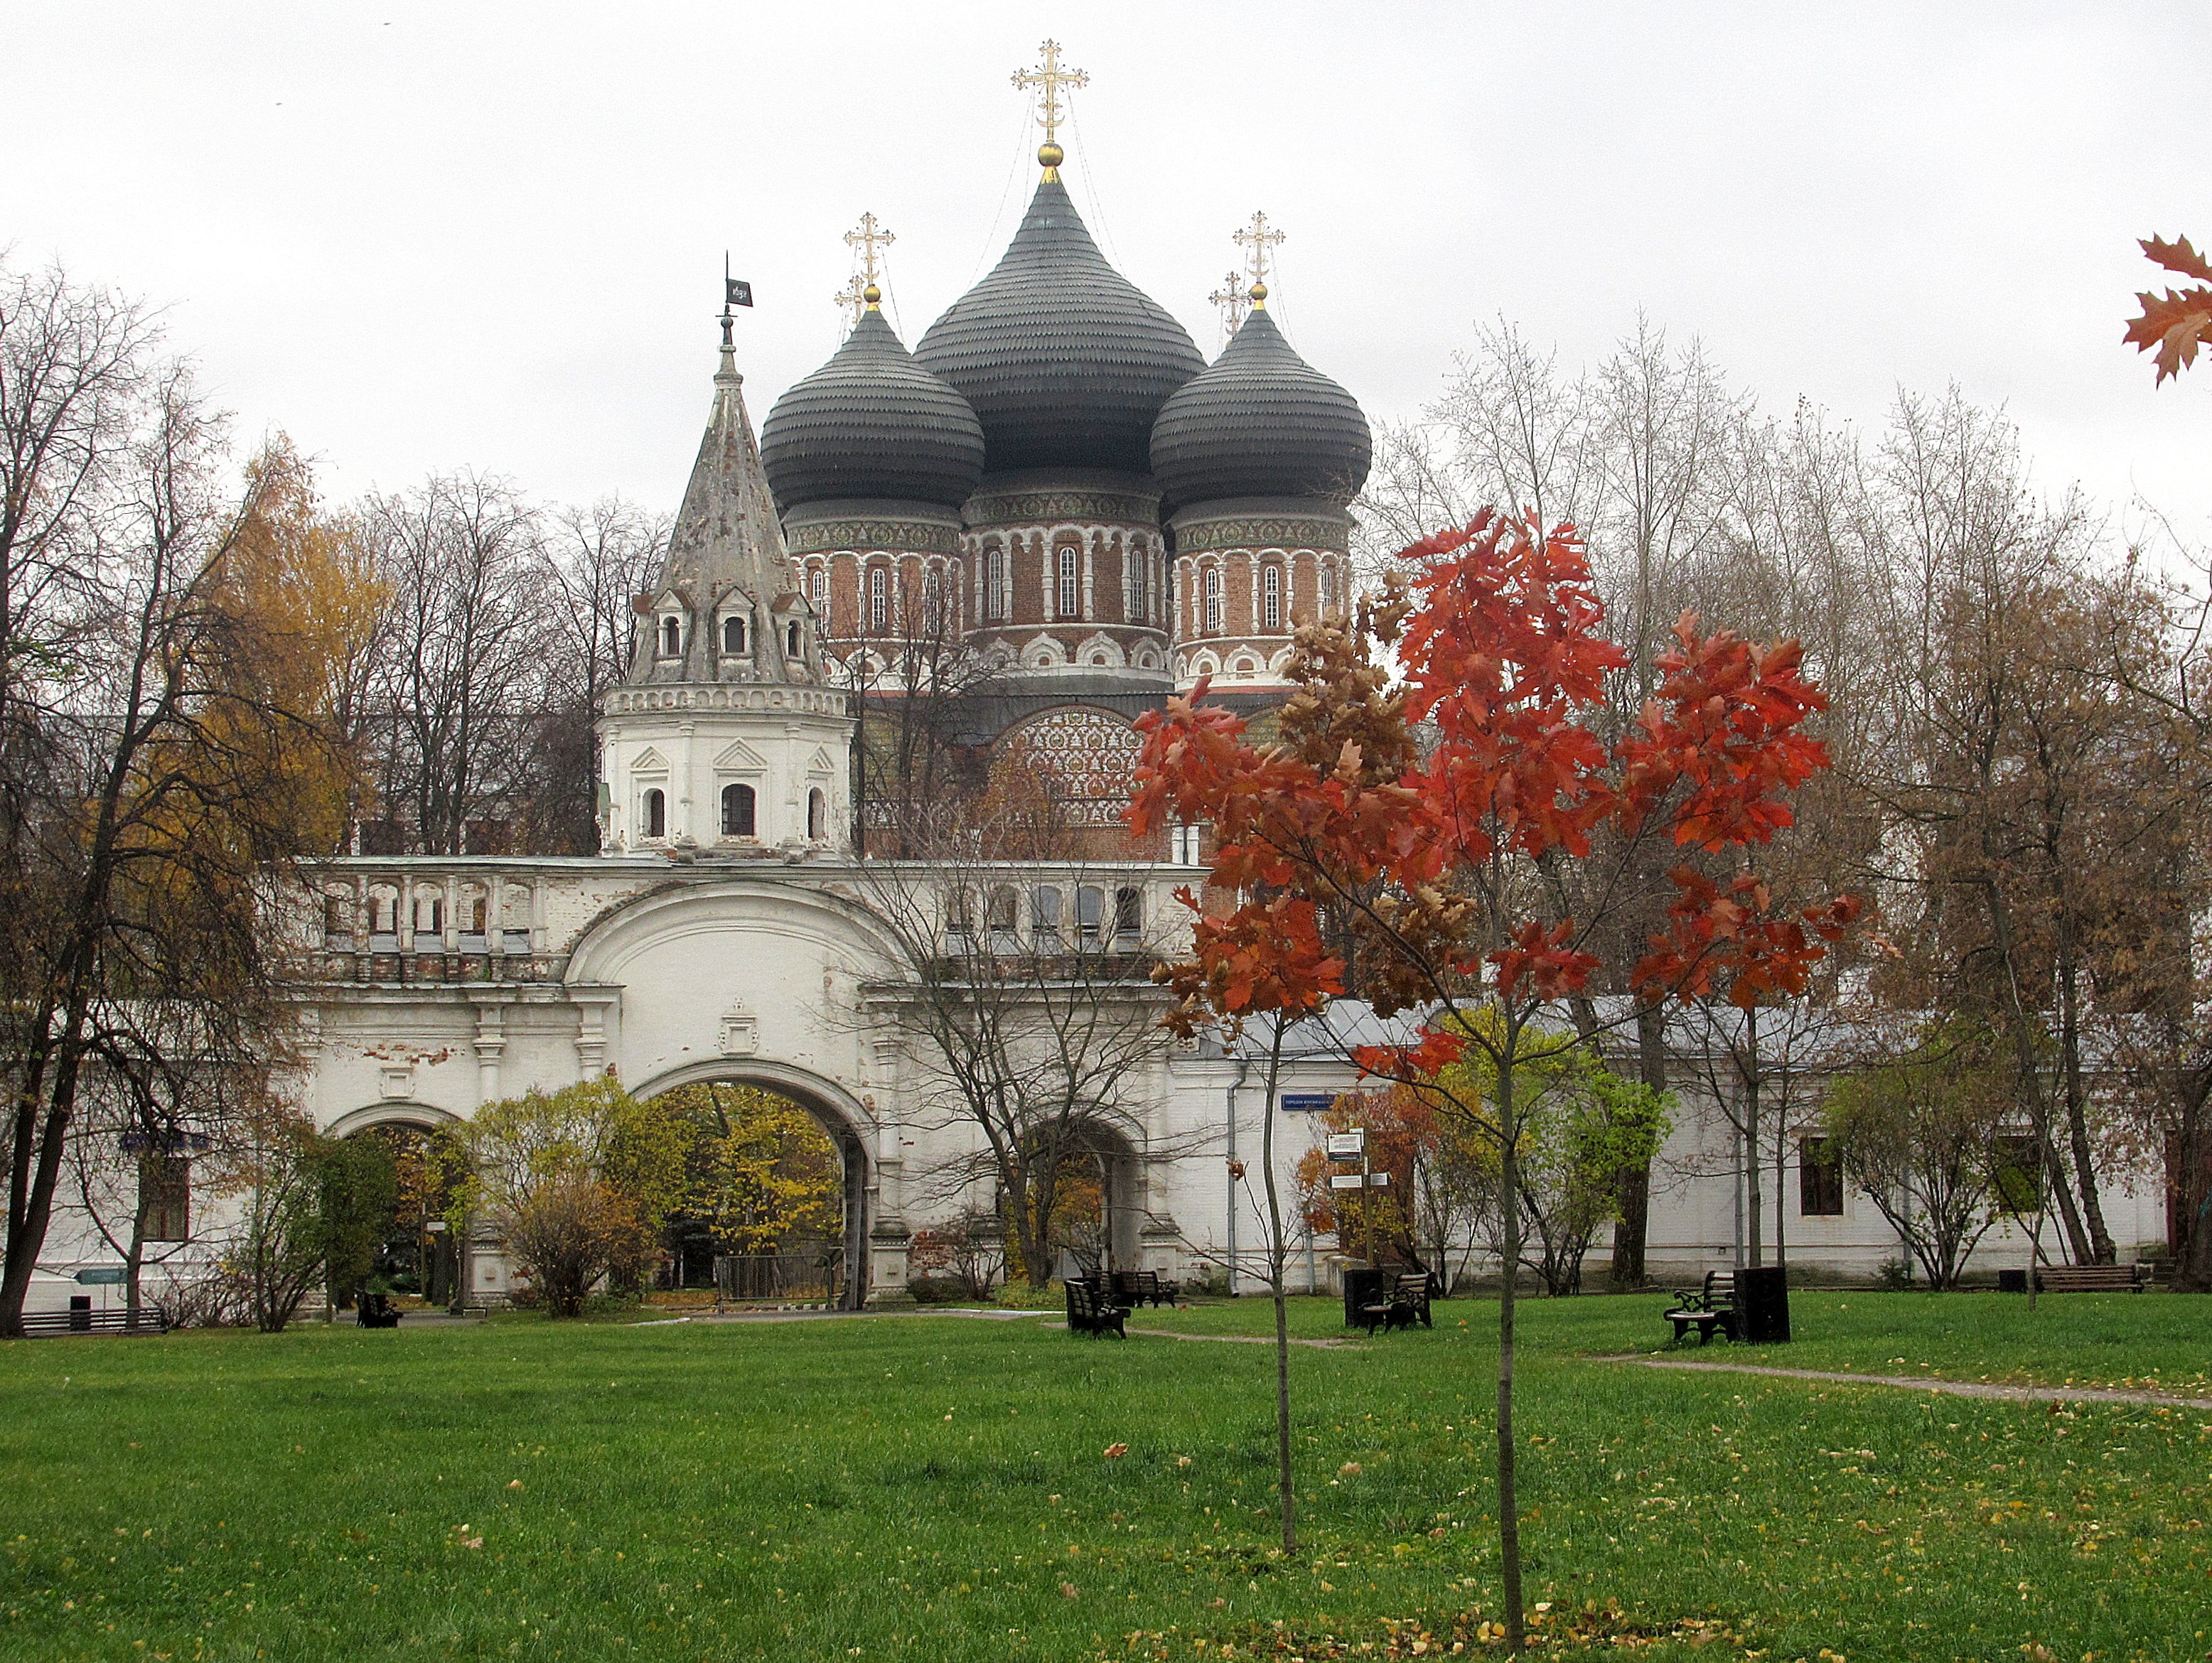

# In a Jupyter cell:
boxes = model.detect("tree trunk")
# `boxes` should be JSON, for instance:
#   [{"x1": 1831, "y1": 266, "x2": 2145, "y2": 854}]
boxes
[
  {"x1": 2056, "y1": 925, "x2": 2113, "y2": 1262},
  {"x1": 1608, "y1": 999, "x2": 1663, "y2": 1290},
  {"x1": 1496, "y1": 1040, "x2": 1526, "y2": 1654},
  {"x1": 1258, "y1": 1017, "x2": 1296, "y2": 1555}
]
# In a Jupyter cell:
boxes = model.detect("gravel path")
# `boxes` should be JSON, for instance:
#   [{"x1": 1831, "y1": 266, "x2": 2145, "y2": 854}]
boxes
[{"x1": 1608, "y1": 1354, "x2": 2212, "y2": 1411}]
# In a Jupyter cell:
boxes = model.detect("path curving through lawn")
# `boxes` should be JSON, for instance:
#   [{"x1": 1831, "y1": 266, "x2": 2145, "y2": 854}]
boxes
[{"x1": 1603, "y1": 1353, "x2": 2212, "y2": 1410}]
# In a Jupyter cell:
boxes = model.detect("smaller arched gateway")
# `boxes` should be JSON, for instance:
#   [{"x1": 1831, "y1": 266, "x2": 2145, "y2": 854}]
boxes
[{"x1": 630, "y1": 1060, "x2": 879, "y2": 1310}]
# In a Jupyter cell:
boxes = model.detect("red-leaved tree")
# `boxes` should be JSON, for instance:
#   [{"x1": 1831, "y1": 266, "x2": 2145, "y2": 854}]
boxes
[{"x1": 1130, "y1": 510, "x2": 1857, "y2": 1652}]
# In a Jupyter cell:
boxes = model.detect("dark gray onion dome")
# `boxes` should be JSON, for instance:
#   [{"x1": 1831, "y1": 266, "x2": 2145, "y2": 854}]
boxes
[
  {"x1": 1149, "y1": 303, "x2": 1372, "y2": 510},
  {"x1": 761, "y1": 306, "x2": 986, "y2": 512},
  {"x1": 916, "y1": 178, "x2": 1204, "y2": 475}
]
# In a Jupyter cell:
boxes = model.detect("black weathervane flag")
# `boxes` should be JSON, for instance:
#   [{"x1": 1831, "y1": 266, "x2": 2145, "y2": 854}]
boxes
[{"x1": 726, "y1": 276, "x2": 753, "y2": 308}]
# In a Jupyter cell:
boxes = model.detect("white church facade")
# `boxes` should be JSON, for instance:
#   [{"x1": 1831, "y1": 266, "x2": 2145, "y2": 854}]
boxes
[{"x1": 23, "y1": 67, "x2": 2171, "y2": 1317}]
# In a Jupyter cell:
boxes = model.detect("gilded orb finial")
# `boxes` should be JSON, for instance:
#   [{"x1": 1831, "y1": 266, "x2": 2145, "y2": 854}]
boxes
[
  {"x1": 1038, "y1": 140, "x2": 1065, "y2": 175},
  {"x1": 863, "y1": 281, "x2": 881, "y2": 311},
  {"x1": 1248, "y1": 280, "x2": 1268, "y2": 310}
]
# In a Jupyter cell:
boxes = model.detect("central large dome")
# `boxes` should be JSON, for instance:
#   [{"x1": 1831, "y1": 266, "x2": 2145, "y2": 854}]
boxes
[{"x1": 916, "y1": 178, "x2": 1203, "y2": 477}]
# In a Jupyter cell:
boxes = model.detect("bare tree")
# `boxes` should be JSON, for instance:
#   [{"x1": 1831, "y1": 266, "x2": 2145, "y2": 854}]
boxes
[
  {"x1": 850, "y1": 800, "x2": 1181, "y2": 1291},
  {"x1": 359, "y1": 473, "x2": 547, "y2": 854},
  {"x1": 1, "y1": 309, "x2": 362, "y2": 1331},
  {"x1": 518, "y1": 496, "x2": 666, "y2": 853}
]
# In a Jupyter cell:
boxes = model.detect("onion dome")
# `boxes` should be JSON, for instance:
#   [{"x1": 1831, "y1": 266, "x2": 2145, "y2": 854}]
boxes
[
  {"x1": 1149, "y1": 294, "x2": 1372, "y2": 509},
  {"x1": 916, "y1": 178, "x2": 1204, "y2": 475},
  {"x1": 761, "y1": 298, "x2": 986, "y2": 512}
]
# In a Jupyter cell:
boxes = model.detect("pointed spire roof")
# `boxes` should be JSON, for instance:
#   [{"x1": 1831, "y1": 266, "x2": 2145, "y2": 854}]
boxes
[
  {"x1": 630, "y1": 332, "x2": 819, "y2": 689},
  {"x1": 656, "y1": 331, "x2": 795, "y2": 609}
]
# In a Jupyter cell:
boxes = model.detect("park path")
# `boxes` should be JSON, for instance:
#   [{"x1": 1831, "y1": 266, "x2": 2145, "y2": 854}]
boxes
[{"x1": 1605, "y1": 1355, "x2": 2212, "y2": 1411}]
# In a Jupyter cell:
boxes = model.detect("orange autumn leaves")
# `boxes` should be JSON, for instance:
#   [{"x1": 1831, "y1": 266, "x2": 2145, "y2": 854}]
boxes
[
  {"x1": 2125, "y1": 234, "x2": 2212, "y2": 384},
  {"x1": 1127, "y1": 510, "x2": 1859, "y2": 1055}
]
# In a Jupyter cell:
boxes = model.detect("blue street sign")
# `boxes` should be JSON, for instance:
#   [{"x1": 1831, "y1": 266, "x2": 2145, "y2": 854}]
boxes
[
  {"x1": 1279, "y1": 1094, "x2": 1334, "y2": 1113},
  {"x1": 75, "y1": 1267, "x2": 126, "y2": 1286}
]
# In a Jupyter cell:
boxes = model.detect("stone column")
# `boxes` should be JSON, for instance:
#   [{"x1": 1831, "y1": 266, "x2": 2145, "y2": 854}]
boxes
[{"x1": 471, "y1": 997, "x2": 505, "y2": 1104}]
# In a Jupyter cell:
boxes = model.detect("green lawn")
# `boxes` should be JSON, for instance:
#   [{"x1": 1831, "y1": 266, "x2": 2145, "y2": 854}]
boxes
[{"x1": 3, "y1": 1292, "x2": 2207, "y2": 1662}]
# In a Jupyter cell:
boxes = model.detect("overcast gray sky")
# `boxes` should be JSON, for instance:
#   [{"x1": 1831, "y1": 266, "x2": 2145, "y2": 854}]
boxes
[{"x1": 6, "y1": 3, "x2": 2208, "y2": 540}]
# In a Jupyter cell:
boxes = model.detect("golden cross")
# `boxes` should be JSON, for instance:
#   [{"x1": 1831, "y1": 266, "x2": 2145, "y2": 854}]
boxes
[
  {"x1": 1208, "y1": 270, "x2": 1249, "y2": 343},
  {"x1": 1232, "y1": 210, "x2": 1286, "y2": 302},
  {"x1": 832, "y1": 273, "x2": 869, "y2": 330},
  {"x1": 843, "y1": 212, "x2": 895, "y2": 288},
  {"x1": 1012, "y1": 39, "x2": 1088, "y2": 175}
]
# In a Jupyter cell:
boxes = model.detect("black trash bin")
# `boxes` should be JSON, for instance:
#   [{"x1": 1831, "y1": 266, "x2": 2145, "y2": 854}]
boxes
[
  {"x1": 1343, "y1": 1267, "x2": 1388, "y2": 1328},
  {"x1": 1736, "y1": 1264, "x2": 1790, "y2": 1343},
  {"x1": 68, "y1": 1294, "x2": 92, "y2": 1333},
  {"x1": 1997, "y1": 1268, "x2": 2029, "y2": 1294}
]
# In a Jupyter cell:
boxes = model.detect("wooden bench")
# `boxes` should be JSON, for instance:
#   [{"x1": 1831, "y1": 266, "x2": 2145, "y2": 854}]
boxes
[
  {"x1": 1355, "y1": 1272, "x2": 1434, "y2": 1336},
  {"x1": 2034, "y1": 1263, "x2": 2152, "y2": 1294},
  {"x1": 1108, "y1": 1269, "x2": 1180, "y2": 1309},
  {"x1": 357, "y1": 1292, "x2": 404, "y2": 1328},
  {"x1": 1065, "y1": 1277, "x2": 1129, "y2": 1338},
  {"x1": 16, "y1": 1308, "x2": 171, "y2": 1337},
  {"x1": 1663, "y1": 1269, "x2": 1739, "y2": 1345}
]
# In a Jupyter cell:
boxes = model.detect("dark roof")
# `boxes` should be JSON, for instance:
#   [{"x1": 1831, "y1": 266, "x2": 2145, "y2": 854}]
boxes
[
  {"x1": 1148, "y1": 306, "x2": 1372, "y2": 510},
  {"x1": 916, "y1": 178, "x2": 1203, "y2": 475},
  {"x1": 761, "y1": 308, "x2": 986, "y2": 512}
]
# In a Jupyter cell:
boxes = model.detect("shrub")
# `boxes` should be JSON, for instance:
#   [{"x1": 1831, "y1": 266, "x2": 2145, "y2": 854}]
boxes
[{"x1": 903, "y1": 1276, "x2": 967, "y2": 1305}]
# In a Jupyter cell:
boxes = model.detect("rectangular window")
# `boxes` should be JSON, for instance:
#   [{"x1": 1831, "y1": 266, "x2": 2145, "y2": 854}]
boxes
[
  {"x1": 1031, "y1": 885, "x2": 1063, "y2": 944},
  {"x1": 139, "y1": 1153, "x2": 190, "y2": 1243},
  {"x1": 1113, "y1": 886, "x2": 1142, "y2": 942},
  {"x1": 1798, "y1": 1136, "x2": 1843, "y2": 1217},
  {"x1": 1058, "y1": 547, "x2": 1079, "y2": 620},
  {"x1": 1075, "y1": 885, "x2": 1103, "y2": 946},
  {"x1": 1170, "y1": 822, "x2": 1203, "y2": 864}
]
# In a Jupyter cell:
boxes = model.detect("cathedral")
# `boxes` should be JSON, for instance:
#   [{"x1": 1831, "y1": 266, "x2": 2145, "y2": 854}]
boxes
[{"x1": 27, "y1": 45, "x2": 2164, "y2": 1318}]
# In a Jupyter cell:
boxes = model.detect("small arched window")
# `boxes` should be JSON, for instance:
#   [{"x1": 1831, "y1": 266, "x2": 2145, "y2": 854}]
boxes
[
  {"x1": 1262, "y1": 564, "x2": 1282, "y2": 632},
  {"x1": 1075, "y1": 885, "x2": 1103, "y2": 947},
  {"x1": 722, "y1": 614, "x2": 747, "y2": 655},
  {"x1": 1203, "y1": 566, "x2": 1222, "y2": 635},
  {"x1": 1319, "y1": 560, "x2": 1338, "y2": 608},
  {"x1": 807, "y1": 786, "x2": 827, "y2": 841},
  {"x1": 643, "y1": 789, "x2": 666, "y2": 840},
  {"x1": 660, "y1": 616, "x2": 682, "y2": 657},
  {"x1": 721, "y1": 782, "x2": 756, "y2": 838},
  {"x1": 809, "y1": 566, "x2": 827, "y2": 618},
  {"x1": 786, "y1": 619, "x2": 802, "y2": 657},
  {"x1": 1113, "y1": 886, "x2": 1143, "y2": 942},
  {"x1": 985, "y1": 884, "x2": 1019, "y2": 940},
  {"x1": 868, "y1": 566, "x2": 887, "y2": 633},
  {"x1": 987, "y1": 547, "x2": 1010, "y2": 621},
  {"x1": 1058, "y1": 547, "x2": 1079, "y2": 619}
]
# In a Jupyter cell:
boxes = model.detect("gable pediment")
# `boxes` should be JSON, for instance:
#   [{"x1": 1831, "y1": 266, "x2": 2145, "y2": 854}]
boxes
[
  {"x1": 714, "y1": 738, "x2": 768, "y2": 770},
  {"x1": 806, "y1": 747, "x2": 836, "y2": 775},
  {"x1": 631, "y1": 746, "x2": 670, "y2": 773}
]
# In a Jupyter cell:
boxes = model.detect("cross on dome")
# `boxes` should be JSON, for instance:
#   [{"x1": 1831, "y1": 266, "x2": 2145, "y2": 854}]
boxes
[
  {"x1": 844, "y1": 212, "x2": 895, "y2": 289},
  {"x1": 1233, "y1": 210, "x2": 1285, "y2": 307},
  {"x1": 832, "y1": 273, "x2": 868, "y2": 330},
  {"x1": 1208, "y1": 269, "x2": 1250, "y2": 345},
  {"x1": 1012, "y1": 38, "x2": 1088, "y2": 180}
]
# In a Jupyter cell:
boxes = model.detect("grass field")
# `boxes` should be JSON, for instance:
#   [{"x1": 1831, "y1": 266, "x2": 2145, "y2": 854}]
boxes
[{"x1": 3, "y1": 1290, "x2": 2208, "y2": 1662}]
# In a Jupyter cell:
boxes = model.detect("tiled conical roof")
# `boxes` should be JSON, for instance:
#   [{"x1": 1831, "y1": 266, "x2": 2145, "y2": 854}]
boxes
[
  {"x1": 1149, "y1": 304, "x2": 1371, "y2": 510},
  {"x1": 916, "y1": 177, "x2": 1203, "y2": 476},
  {"x1": 761, "y1": 306, "x2": 985, "y2": 512}
]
